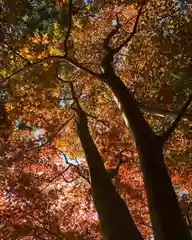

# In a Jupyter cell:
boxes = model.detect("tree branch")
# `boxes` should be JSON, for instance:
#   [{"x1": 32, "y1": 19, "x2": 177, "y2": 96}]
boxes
[
  {"x1": 102, "y1": 5, "x2": 143, "y2": 56},
  {"x1": 139, "y1": 103, "x2": 192, "y2": 122},
  {"x1": 161, "y1": 93, "x2": 192, "y2": 144},
  {"x1": 48, "y1": 146, "x2": 91, "y2": 184},
  {"x1": 65, "y1": 56, "x2": 103, "y2": 79},
  {"x1": 103, "y1": 15, "x2": 121, "y2": 53},
  {"x1": 24, "y1": 114, "x2": 75, "y2": 153},
  {"x1": 101, "y1": 10, "x2": 156, "y2": 150},
  {"x1": 114, "y1": 5, "x2": 143, "y2": 53},
  {"x1": 5, "y1": 43, "x2": 31, "y2": 64},
  {"x1": 0, "y1": 55, "x2": 103, "y2": 85},
  {"x1": 64, "y1": 0, "x2": 73, "y2": 55},
  {"x1": 39, "y1": 165, "x2": 72, "y2": 193}
]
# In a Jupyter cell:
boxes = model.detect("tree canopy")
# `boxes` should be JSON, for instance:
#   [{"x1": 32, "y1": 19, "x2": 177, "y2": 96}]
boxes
[{"x1": 0, "y1": 0, "x2": 192, "y2": 239}]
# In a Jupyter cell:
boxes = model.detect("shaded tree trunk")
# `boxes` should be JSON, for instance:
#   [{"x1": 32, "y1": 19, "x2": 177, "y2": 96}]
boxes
[
  {"x1": 102, "y1": 62, "x2": 191, "y2": 240},
  {"x1": 76, "y1": 106, "x2": 143, "y2": 240}
]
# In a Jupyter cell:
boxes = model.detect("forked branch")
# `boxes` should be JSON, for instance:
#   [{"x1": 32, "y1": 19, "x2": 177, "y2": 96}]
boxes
[{"x1": 114, "y1": 5, "x2": 143, "y2": 53}]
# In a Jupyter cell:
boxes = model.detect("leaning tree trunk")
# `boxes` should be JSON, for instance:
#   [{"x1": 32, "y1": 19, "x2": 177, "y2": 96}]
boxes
[
  {"x1": 75, "y1": 105, "x2": 143, "y2": 240},
  {"x1": 101, "y1": 62, "x2": 191, "y2": 240}
]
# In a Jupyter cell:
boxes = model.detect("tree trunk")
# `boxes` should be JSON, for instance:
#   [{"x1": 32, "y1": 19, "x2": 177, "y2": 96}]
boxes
[
  {"x1": 76, "y1": 108, "x2": 143, "y2": 240},
  {"x1": 140, "y1": 141, "x2": 191, "y2": 240},
  {"x1": 102, "y1": 66, "x2": 191, "y2": 240}
]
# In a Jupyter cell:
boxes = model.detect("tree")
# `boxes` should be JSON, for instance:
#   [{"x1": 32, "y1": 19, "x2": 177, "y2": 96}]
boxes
[
  {"x1": 70, "y1": 4, "x2": 192, "y2": 237},
  {"x1": 0, "y1": 0, "x2": 192, "y2": 239}
]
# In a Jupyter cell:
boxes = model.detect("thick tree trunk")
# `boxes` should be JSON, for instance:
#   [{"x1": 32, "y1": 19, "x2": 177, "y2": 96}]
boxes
[
  {"x1": 102, "y1": 67, "x2": 191, "y2": 240},
  {"x1": 140, "y1": 141, "x2": 191, "y2": 240},
  {"x1": 76, "y1": 108, "x2": 143, "y2": 240}
]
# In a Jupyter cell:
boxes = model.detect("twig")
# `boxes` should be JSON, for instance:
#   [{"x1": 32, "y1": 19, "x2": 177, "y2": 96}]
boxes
[
  {"x1": 39, "y1": 165, "x2": 72, "y2": 193},
  {"x1": 161, "y1": 93, "x2": 192, "y2": 144},
  {"x1": 24, "y1": 114, "x2": 75, "y2": 153},
  {"x1": 50, "y1": 146, "x2": 90, "y2": 184}
]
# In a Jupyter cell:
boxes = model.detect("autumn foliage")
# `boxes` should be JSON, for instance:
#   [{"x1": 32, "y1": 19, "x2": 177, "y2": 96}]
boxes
[{"x1": 0, "y1": 0, "x2": 192, "y2": 239}]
